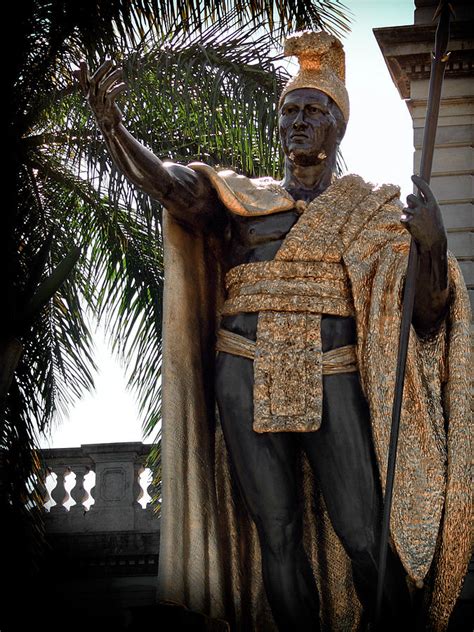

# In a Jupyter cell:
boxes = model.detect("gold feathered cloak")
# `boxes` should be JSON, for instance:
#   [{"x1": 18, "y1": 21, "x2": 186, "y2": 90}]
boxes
[{"x1": 157, "y1": 167, "x2": 472, "y2": 631}]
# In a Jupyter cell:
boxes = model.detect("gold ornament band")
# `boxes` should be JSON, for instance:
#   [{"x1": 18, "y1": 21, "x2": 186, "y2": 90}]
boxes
[
  {"x1": 216, "y1": 328, "x2": 256, "y2": 360},
  {"x1": 222, "y1": 260, "x2": 354, "y2": 317},
  {"x1": 216, "y1": 327, "x2": 358, "y2": 376},
  {"x1": 322, "y1": 344, "x2": 358, "y2": 375}
]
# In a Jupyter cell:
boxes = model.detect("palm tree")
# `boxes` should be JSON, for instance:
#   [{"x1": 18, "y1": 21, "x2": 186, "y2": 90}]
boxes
[{"x1": 2, "y1": 2, "x2": 350, "y2": 628}]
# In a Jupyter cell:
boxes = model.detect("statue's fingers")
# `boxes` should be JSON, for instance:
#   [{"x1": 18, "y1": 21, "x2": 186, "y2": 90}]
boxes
[
  {"x1": 90, "y1": 59, "x2": 115, "y2": 86},
  {"x1": 106, "y1": 82, "x2": 127, "y2": 102},
  {"x1": 406, "y1": 194, "x2": 420, "y2": 209},
  {"x1": 101, "y1": 68, "x2": 124, "y2": 93},
  {"x1": 412, "y1": 174, "x2": 435, "y2": 204}
]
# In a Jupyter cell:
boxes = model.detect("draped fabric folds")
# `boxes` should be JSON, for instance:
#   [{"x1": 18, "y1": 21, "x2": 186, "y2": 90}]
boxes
[{"x1": 158, "y1": 168, "x2": 472, "y2": 631}]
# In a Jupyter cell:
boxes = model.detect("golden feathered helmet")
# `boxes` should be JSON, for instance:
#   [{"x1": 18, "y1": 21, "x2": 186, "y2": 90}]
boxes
[{"x1": 279, "y1": 31, "x2": 349, "y2": 123}]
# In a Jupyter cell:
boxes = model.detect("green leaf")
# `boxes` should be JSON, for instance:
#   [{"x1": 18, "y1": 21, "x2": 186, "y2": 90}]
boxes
[{"x1": 20, "y1": 246, "x2": 81, "y2": 331}]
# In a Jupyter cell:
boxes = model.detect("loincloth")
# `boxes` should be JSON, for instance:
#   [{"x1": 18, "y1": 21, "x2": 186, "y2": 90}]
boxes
[{"x1": 219, "y1": 260, "x2": 356, "y2": 433}]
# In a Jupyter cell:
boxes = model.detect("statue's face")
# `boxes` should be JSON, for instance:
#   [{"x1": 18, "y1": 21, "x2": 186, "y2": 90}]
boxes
[{"x1": 279, "y1": 88, "x2": 345, "y2": 166}]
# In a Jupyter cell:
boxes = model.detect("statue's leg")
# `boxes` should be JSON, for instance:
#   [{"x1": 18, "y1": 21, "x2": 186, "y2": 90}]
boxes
[
  {"x1": 299, "y1": 371, "x2": 412, "y2": 630},
  {"x1": 216, "y1": 350, "x2": 320, "y2": 632}
]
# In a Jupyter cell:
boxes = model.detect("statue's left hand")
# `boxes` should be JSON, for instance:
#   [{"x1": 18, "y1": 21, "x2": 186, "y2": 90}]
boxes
[{"x1": 401, "y1": 175, "x2": 447, "y2": 253}]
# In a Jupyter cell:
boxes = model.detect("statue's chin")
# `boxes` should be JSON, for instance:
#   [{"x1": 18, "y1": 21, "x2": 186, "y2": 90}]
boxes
[{"x1": 288, "y1": 149, "x2": 323, "y2": 167}]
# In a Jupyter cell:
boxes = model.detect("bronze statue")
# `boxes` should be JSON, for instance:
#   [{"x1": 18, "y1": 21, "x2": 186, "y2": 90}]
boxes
[{"x1": 77, "y1": 31, "x2": 471, "y2": 631}]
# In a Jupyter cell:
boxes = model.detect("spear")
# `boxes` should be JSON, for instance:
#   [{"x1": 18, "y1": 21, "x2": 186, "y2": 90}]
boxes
[{"x1": 374, "y1": 0, "x2": 453, "y2": 625}]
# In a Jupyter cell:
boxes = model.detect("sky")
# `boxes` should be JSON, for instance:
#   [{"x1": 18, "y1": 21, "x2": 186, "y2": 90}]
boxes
[{"x1": 40, "y1": 0, "x2": 415, "y2": 450}]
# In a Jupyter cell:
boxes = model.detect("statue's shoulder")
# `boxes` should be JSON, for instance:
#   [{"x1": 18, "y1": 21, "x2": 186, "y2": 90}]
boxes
[
  {"x1": 189, "y1": 162, "x2": 294, "y2": 217},
  {"x1": 334, "y1": 173, "x2": 401, "y2": 220},
  {"x1": 329, "y1": 174, "x2": 402, "y2": 249},
  {"x1": 334, "y1": 173, "x2": 400, "y2": 202}
]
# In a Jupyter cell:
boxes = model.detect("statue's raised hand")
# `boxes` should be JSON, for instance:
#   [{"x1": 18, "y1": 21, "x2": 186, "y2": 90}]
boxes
[
  {"x1": 401, "y1": 175, "x2": 447, "y2": 253},
  {"x1": 75, "y1": 60, "x2": 126, "y2": 132}
]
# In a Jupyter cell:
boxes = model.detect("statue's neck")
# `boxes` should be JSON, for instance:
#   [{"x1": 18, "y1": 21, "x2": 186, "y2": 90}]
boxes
[{"x1": 282, "y1": 158, "x2": 335, "y2": 203}]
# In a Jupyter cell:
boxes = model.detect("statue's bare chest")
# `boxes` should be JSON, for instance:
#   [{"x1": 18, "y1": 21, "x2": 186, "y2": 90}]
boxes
[{"x1": 226, "y1": 210, "x2": 300, "y2": 267}]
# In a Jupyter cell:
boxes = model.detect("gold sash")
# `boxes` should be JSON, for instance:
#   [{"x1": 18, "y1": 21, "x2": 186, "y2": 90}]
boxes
[{"x1": 222, "y1": 260, "x2": 354, "y2": 317}]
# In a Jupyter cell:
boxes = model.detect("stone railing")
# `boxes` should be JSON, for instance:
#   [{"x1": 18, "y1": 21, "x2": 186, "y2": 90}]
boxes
[
  {"x1": 40, "y1": 442, "x2": 159, "y2": 534},
  {"x1": 38, "y1": 443, "x2": 161, "y2": 621}
]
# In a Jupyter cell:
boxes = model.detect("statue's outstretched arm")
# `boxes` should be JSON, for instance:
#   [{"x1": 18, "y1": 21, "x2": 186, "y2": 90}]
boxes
[
  {"x1": 401, "y1": 175, "x2": 450, "y2": 337},
  {"x1": 75, "y1": 60, "x2": 216, "y2": 219}
]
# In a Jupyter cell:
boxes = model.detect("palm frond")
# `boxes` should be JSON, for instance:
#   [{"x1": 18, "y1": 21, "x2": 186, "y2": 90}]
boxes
[
  {"x1": 144, "y1": 0, "x2": 351, "y2": 36},
  {"x1": 126, "y1": 17, "x2": 290, "y2": 177},
  {"x1": 26, "y1": 19, "x2": 289, "y2": 445},
  {"x1": 26, "y1": 150, "x2": 164, "y2": 440}
]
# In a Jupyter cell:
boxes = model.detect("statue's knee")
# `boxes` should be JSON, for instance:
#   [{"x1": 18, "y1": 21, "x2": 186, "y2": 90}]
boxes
[
  {"x1": 339, "y1": 525, "x2": 377, "y2": 563},
  {"x1": 257, "y1": 514, "x2": 302, "y2": 561}
]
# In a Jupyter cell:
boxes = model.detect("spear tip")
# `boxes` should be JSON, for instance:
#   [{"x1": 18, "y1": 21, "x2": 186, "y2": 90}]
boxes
[
  {"x1": 433, "y1": 0, "x2": 453, "y2": 58},
  {"x1": 433, "y1": 0, "x2": 456, "y2": 22}
]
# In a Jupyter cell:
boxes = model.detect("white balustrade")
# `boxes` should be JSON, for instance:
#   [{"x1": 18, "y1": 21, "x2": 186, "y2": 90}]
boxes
[{"x1": 41, "y1": 442, "x2": 159, "y2": 534}]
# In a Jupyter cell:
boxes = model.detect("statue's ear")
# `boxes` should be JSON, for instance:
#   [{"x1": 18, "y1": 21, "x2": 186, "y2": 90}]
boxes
[
  {"x1": 337, "y1": 120, "x2": 347, "y2": 144},
  {"x1": 330, "y1": 102, "x2": 346, "y2": 144}
]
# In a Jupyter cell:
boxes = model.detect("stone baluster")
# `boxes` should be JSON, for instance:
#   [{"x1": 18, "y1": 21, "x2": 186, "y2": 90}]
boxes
[
  {"x1": 49, "y1": 465, "x2": 71, "y2": 513},
  {"x1": 70, "y1": 465, "x2": 90, "y2": 513},
  {"x1": 90, "y1": 476, "x2": 96, "y2": 506},
  {"x1": 37, "y1": 466, "x2": 51, "y2": 512},
  {"x1": 133, "y1": 461, "x2": 145, "y2": 509},
  {"x1": 146, "y1": 474, "x2": 161, "y2": 511}
]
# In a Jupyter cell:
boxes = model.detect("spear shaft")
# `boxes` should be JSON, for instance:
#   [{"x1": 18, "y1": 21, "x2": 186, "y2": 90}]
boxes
[{"x1": 374, "y1": 1, "x2": 452, "y2": 625}]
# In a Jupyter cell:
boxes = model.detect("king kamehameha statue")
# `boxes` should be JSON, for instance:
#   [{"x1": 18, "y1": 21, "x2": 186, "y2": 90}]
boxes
[{"x1": 76, "y1": 31, "x2": 471, "y2": 631}]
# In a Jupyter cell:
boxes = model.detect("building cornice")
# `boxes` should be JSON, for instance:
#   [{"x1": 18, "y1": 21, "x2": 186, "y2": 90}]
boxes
[{"x1": 373, "y1": 21, "x2": 474, "y2": 99}]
